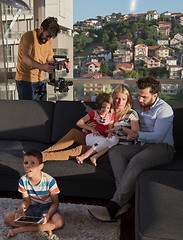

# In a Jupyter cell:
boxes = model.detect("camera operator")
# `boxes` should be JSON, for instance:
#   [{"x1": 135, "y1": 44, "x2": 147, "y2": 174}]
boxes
[{"x1": 15, "y1": 17, "x2": 70, "y2": 101}]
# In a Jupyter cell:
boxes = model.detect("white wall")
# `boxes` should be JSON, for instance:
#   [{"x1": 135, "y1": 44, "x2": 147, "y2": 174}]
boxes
[{"x1": 45, "y1": 0, "x2": 73, "y2": 31}]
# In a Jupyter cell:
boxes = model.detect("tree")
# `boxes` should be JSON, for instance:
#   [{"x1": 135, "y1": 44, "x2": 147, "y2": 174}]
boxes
[
  {"x1": 99, "y1": 60, "x2": 109, "y2": 76},
  {"x1": 102, "y1": 31, "x2": 109, "y2": 43}
]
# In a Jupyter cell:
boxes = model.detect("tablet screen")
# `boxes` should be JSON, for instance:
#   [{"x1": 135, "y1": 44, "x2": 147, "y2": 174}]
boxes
[{"x1": 15, "y1": 216, "x2": 43, "y2": 224}]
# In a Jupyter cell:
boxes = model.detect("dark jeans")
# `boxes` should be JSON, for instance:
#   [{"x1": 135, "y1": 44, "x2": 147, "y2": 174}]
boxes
[{"x1": 16, "y1": 80, "x2": 47, "y2": 101}]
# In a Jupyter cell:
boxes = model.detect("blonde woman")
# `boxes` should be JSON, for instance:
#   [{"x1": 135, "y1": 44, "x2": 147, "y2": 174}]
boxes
[{"x1": 42, "y1": 85, "x2": 139, "y2": 162}]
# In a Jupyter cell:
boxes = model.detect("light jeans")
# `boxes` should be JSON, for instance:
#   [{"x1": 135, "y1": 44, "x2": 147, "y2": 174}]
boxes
[{"x1": 86, "y1": 133, "x2": 119, "y2": 152}]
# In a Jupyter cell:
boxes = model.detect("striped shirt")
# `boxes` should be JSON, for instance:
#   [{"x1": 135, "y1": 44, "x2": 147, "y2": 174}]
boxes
[
  {"x1": 18, "y1": 171, "x2": 60, "y2": 204},
  {"x1": 114, "y1": 109, "x2": 139, "y2": 145}
]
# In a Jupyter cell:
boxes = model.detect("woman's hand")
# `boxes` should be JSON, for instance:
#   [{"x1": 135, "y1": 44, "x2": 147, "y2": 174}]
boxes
[
  {"x1": 91, "y1": 129, "x2": 100, "y2": 136},
  {"x1": 107, "y1": 132, "x2": 116, "y2": 138},
  {"x1": 106, "y1": 125, "x2": 122, "y2": 133}
]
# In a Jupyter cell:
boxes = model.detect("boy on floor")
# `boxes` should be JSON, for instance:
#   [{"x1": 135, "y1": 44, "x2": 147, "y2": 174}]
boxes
[{"x1": 4, "y1": 149, "x2": 63, "y2": 238}]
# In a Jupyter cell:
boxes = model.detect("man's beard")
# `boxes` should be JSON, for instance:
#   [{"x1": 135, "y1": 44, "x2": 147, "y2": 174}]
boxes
[
  {"x1": 38, "y1": 32, "x2": 48, "y2": 44},
  {"x1": 140, "y1": 98, "x2": 154, "y2": 108}
]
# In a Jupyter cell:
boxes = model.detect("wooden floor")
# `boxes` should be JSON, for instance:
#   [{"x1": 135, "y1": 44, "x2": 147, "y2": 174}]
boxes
[{"x1": 0, "y1": 191, "x2": 135, "y2": 240}]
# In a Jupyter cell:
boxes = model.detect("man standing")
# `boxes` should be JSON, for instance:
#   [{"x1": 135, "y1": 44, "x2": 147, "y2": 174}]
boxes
[
  {"x1": 89, "y1": 77, "x2": 174, "y2": 221},
  {"x1": 15, "y1": 17, "x2": 69, "y2": 101}
]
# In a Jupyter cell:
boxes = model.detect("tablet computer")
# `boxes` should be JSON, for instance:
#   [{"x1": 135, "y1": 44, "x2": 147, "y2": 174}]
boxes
[{"x1": 14, "y1": 216, "x2": 43, "y2": 224}]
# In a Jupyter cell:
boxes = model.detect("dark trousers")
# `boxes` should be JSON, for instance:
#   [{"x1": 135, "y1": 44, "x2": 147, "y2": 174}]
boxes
[
  {"x1": 16, "y1": 80, "x2": 47, "y2": 101},
  {"x1": 108, "y1": 143, "x2": 174, "y2": 207}
]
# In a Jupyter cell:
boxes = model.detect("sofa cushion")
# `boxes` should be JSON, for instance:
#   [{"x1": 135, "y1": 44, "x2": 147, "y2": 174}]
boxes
[
  {"x1": 51, "y1": 101, "x2": 95, "y2": 143},
  {"x1": 168, "y1": 102, "x2": 183, "y2": 149},
  {"x1": 135, "y1": 170, "x2": 183, "y2": 240},
  {"x1": 0, "y1": 100, "x2": 54, "y2": 144},
  {"x1": 43, "y1": 158, "x2": 116, "y2": 199},
  {"x1": 0, "y1": 140, "x2": 50, "y2": 176}
]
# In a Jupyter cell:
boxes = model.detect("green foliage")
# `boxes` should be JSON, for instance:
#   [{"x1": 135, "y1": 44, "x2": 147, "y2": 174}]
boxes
[
  {"x1": 124, "y1": 66, "x2": 169, "y2": 79},
  {"x1": 99, "y1": 61, "x2": 110, "y2": 76},
  {"x1": 74, "y1": 34, "x2": 93, "y2": 54}
]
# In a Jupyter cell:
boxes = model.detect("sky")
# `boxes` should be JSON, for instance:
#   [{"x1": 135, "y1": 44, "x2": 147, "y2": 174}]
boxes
[{"x1": 73, "y1": 0, "x2": 183, "y2": 24}]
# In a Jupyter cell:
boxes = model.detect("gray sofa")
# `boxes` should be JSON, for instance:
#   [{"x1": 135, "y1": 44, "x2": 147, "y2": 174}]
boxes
[
  {"x1": 135, "y1": 102, "x2": 183, "y2": 240},
  {"x1": 0, "y1": 99, "x2": 183, "y2": 240},
  {"x1": 0, "y1": 99, "x2": 116, "y2": 199}
]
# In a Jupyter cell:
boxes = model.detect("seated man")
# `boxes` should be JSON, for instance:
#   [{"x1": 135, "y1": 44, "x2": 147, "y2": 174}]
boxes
[{"x1": 88, "y1": 76, "x2": 174, "y2": 221}]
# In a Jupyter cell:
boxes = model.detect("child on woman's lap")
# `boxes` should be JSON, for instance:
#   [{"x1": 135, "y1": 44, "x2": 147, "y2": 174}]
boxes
[{"x1": 76, "y1": 93, "x2": 119, "y2": 166}]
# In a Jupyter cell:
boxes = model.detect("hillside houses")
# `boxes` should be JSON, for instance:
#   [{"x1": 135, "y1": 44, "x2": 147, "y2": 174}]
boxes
[{"x1": 74, "y1": 10, "x2": 183, "y2": 80}]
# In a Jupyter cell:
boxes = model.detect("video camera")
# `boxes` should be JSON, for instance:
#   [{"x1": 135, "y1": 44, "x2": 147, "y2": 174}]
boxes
[{"x1": 48, "y1": 55, "x2": 73, "y2": 93}]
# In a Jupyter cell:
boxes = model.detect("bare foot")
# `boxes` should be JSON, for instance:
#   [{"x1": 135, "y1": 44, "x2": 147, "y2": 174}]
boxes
[
  {"x1": 90, "y1": 155, "x2": 97, "y2": 166},
  {"x1": 76, "y1": 156, "x2": 85, "y2": 164},
  {"x1": 6, "y1": 229, "x2": 14, "y2": 238}
]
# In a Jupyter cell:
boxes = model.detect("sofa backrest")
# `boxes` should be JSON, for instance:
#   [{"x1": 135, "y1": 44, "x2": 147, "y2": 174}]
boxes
[
  {"x1": 0, "y1": 100, "x2": 54, "y2": 144},
  {"x1": 168, "y1": 102, "x2": 183, "y2": 149},
  {"x1": 51, "y1": 101, "x2": 95, "y2": 143}
]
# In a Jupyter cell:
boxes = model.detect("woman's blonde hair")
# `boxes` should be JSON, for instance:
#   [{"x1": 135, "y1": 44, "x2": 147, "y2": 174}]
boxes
[{"x1": 112, "y1": 85, "x2": 132, "y2": 120}]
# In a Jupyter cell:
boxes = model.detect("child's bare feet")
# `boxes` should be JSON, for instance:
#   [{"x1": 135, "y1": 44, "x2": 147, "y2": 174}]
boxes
[
  {"x1": 76, "y1": 156, "x2": 84, "y2": 164},
  {"x1": 6, "y1": 229, "x2": 14, "y2": 238},
  {"x1": 90, "y1": 155, "x2": 97, "y2": 166}
]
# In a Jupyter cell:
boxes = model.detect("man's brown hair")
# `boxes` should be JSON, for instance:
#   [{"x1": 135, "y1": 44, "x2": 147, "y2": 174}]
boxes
[
  {"x1": 136, "y1": 76, "x2": 160, "y2": 94},
  {"x1": 41, "y1": 17, "x2": 60, "y2": 38}
]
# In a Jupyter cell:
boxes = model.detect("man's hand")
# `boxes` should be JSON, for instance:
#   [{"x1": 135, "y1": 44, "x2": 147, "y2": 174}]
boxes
[
  {"x1": 106, "y1": 125, "x2": 121, "y2": 133},
  {"x1": 42, "y1": 63, "x2": 55, "y2": 74},
  {"x1": 61, "y1": 60, "x2": 70, "y2": 71},
  {"x1": 127, "y1": 131, "x2": 139, "y2": 141}
]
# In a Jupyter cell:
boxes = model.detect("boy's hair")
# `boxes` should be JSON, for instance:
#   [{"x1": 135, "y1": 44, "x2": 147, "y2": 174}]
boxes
[
  {"x1": 136, "y1": 76, "x2": 160, "y2": 94},
  {"x1": 95, "y1": 92, "x2": 113, "y2": 110},
  {"x1": 24, "y1": 149, "x2": 43, "y2": 164},
  {"x1": 41, "y1": 17, "x2": 60, "y2": 38}
]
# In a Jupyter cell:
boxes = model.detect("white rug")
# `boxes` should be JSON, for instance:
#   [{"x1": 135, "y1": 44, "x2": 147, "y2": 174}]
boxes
[{"x1": 0, "y1": 198, "x2": 120, "y2": 240}]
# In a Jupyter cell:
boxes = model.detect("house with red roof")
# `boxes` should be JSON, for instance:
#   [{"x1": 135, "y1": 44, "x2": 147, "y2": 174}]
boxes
[
  {"x1": 157, "y1": 35, "x2": 171, "y2": 46},
  {"x1": 174, "y1": 33, "x2": 183, "y2": 41},
  {"x1": 113, "y1": 63, "x2": 134, "y2": 78},
  {"x1": 134, "y1": 44, "x2": 148, "y2": 57},
  {"x1": 113, "y1": 47, "x2": 133, "y2": 63},
  {"x1": 147, "y1": 56, "x2": 161, "y2": 68},
  {"x1": 146, "y1": 10, "x2": 160, "y2": 20},
  {"x1": 155, "y1": 46, "x2": 170, "y2": 58},
  {"x1": 85, "y1": 62, "x2": 101, "y2": 73},
  {"x1": 166, "y1": 57, "x2": 177, "y2": 66},
  {"x1": 148, "y1": 46, "x2": 159, "y2": 57}
]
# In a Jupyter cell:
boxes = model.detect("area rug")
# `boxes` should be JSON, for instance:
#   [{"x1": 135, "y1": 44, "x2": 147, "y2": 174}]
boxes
[{"x1": 0, "y1": 198, "x2": 120, "y2": 240}]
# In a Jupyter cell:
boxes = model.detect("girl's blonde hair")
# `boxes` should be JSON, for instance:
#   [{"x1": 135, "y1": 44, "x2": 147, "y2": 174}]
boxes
[{"x1": 112, "y1": 85, "x2": 132, "y2": 120}]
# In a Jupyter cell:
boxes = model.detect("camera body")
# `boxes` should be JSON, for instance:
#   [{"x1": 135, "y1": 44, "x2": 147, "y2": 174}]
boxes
[
  {"x1": 49, "y1": 78, "x2": 73, "y2": 93},
  {"x1": 48, "y1": 55, "x2": 73, "y2": 93}
]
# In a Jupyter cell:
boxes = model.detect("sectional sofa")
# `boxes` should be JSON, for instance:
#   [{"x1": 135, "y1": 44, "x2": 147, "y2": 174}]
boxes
[
  {"x1": 0, "y1": 99, "x2": 116, "y2": 199},
  {"x1": 0, "y1": 99, "x2": 182, "y2": 240}
]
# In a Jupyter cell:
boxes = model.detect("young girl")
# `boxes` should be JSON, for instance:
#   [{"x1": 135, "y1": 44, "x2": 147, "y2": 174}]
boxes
[{"x1": 76, "y1": 92, "x2": 119, "y2": 166}]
